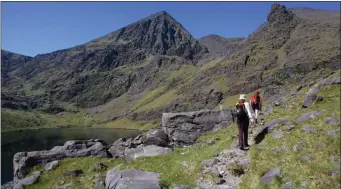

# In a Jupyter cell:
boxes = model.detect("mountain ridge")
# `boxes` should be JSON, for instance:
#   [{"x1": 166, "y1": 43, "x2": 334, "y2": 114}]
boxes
[{"x1": 1, "y1": 3, "x2": 340, "y2": 131}]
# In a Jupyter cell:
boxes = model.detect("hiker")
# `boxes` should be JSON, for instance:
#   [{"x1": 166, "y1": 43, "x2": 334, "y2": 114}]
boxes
[
  {"x1": 235, "y1": 94, "x2": 255, "y2": 150},
  {"x1": 250, "y1": 91, "x2": 262, "y2": 123}
]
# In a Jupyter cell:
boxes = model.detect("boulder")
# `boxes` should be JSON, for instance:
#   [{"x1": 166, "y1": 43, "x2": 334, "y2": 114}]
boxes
[
  {"x1": 254, "y1": 119, "x2": 289, "y2": 144},
  {"x1": 94, "y1": 175, "x2": 106, "y2": 189},
  {"x1": 302, "y1": 88, "x2": 319, "y2": 108},
  {"x1": 54, "y1": 182, "x2": 72, "y2": 189},
  {"x1": 144, "y1": 129, "x2": 169, "y2": 147},
  {"x1": 105, "y1": 168, "x2": 160, "y2": 189},
  {"x1": 17, "y1": 171, "x2": 41, "y2": 186},
  {"x1": 281, "y1": 181, "x2": 293, "y2": 189},
  {"x1": 162, "y1": 108, "x2": 234, "y2": 145},
  {"x1": 261, "y1": 168, "x2": 281, "y2": 184},
  {"x1": 124, "y1": 145, "x2": 173, "y2": 162},
  {"x1": 325, "y1": 117, "x2": 340, "y2": 125},
  {"x1": 45, "y1": 160, "x2": 59, "y2": 171},
  {"x1": 301, "y1": 126, "x2": 317, "y2": 133},
  {"x1": 328, "y1": 130, "x2": 337, "y2": 137},
  {"x1": 296, "y1": 111, "x2": 321, "y2": 123},
  {"x1": 13, "y1": 139, "x2": 110, "y2": 180}
]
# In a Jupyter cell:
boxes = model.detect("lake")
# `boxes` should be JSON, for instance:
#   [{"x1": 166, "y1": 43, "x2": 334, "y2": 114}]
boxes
[{"x1": 1, "y1": 128, "x2": 143, "y2": 184}]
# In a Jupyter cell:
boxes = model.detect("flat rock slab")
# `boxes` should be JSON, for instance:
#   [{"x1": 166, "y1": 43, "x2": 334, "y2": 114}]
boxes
[
  {"x1": 105, "y1": 168, "x2": 160, "y2": 189},
  {"x1": 124, "y1": 145, "x2": 173, "y2": 162},
  {"x1": 301, "y1": 156, "x2": 311, "y2": 162},
  {"x1": 271, "y1": 147, "x2": 281, "y2": 152},
  {"x1": 272, "y1": 131, "x2": 283, "y2": 139},
  {"x1": 325, "y1": 117, "x2": 340, "y2": 125},
  {"x1": 301, "y1": 126, "x2": 317, "y2": 133},
  {"x1": 261, "y1": 168, "x2": 281, "y2": 184},
  {"x1": 296, "y1": 111, "x2": 321, "y2": 123},
  {"x1": 45, "y1": 160, "x2": 59, "y2": 171}
]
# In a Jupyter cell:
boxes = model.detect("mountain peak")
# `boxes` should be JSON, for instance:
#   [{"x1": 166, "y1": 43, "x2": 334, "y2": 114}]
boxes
[{"x1": 267, "y1": 3, "x2": 295, "y2": 23}]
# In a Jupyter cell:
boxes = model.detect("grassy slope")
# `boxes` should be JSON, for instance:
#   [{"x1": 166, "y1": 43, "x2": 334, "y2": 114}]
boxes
[
  {"x1": 27, "y1": 124, "x2": 237, "y2": 189},
  {"x1": 239, "y1": 81, "x2": 340, "y2": 188}
]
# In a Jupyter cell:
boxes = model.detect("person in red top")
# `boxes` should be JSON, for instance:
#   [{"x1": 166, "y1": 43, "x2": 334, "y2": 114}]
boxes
[{"x1": 250, "y1": 91, "x2": 262, "y2": 123}]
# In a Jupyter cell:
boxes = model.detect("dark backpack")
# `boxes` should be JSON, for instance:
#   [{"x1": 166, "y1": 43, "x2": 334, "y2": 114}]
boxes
[{"x1": 234, "y1": 105, "x2": 247, "y2": 119}]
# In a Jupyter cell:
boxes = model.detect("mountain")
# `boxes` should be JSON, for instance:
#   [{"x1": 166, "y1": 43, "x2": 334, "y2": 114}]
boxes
[
  {"x1": 2, "y1": 3, "x2": 340, "y2": 131},
  {"x1": 199, "y1": 35, "x2": 245, "y2": 56}
]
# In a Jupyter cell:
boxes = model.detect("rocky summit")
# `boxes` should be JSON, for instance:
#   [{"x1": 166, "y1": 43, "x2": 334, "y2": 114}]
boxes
[{"x1": 1, "y1": 2, "x2": 340, "y2": 189}]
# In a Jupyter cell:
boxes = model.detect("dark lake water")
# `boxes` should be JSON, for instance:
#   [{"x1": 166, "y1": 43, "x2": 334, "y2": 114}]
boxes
[{"x1": 1, "y1": 128, "x2": 143, "y2": 184}]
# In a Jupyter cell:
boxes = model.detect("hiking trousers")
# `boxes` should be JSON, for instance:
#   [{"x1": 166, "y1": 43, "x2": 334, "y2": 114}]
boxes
[{"x1": 237, "y1": 118, "x2": 249, "y2": 148}]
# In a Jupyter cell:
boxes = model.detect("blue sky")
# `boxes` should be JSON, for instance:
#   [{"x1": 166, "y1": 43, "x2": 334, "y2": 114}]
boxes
[{"x1": 2, "y1": 2, "x2": 340, "y2": 56}]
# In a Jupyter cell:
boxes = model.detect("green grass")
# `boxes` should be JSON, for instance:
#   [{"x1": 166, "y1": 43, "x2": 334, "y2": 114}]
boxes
[
  {"x1": 26, "y1": 157, "x2": 124, "y2": 189},
  {"x1": 1, "y1": 109, "x2": 53, "y2": 132},
  {"x1": 135, "y1": 90, "x2": 177, "y2": 112},
  {"x1": 133, "y1": 86, "x2": 167, "y2": 110},
  {"x1": 239, "y1": 84, "x2": 340, "y2": 189}
]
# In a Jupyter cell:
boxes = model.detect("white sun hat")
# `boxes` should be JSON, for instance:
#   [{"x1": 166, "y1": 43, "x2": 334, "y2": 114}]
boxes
[{"x1": 239, "y1": 94, "x2": 247, "y2": 100}]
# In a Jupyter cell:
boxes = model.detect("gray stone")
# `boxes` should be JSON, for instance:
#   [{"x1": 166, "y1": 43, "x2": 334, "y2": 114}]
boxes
[
  {"x1": 329, "y1": 156, "x2": 335, "y2": 161},
  {"x1": 272, "y1": 131, "x2": 283, "y2": 139},
  {"x1": 334, "y1": 163, "x2": 340, "y2": 168},
  {"x1": 281, "y1": 181, "x2": 293, "y2": 189},
  {"x1": 215, "y1": 177, "x2": 226, "y2": 185},
  {"x1": 13, "y1": 139, "x2": 110, "y2": 180},
  {"x1": 145, "y1": 129, "x2": 169, "y2": 147},
  {"x1": 16, "y1": 171, "x2": 41, "y2": 186},
  {"x1": 328, "y1": 170, "x2": 341, "y2": 176},
  {"x1": 199, "y1": 158, "x2": 219, "y2": 168},
  {"x1": 301, "y1": 156, "x2": 311, "y2": 162},
  {"x1": 92, "y1": 163, "x2": 108, "y2": 172},
  {"x1": 261, "y1": 168, "x2": 281, "y2": 184},
  {"x1": 283, "y1": 125, "x2": 295, "y2": 131},
  {"x1": 124, "y1": 145, "x2": 172, "y2": 162},
  {"x1": 301, "y1": 126, "x2": 317, "y2": 133},
  {"x1": 105, "y1": 168, "x2": 160, "y2": 189},
  {"x1": 296, "y1": 111, "x2": 321, "y2": 123},
  {"x1": 94, "y1": 175, "x2": 106, "y2": 189},
  {"x1": 328, "y1": 130, "x2": 337, "y2": 137},
  {"x1": 271, "y1": 147, "x2": 281, "y2": 152},
  {"x1": 325, "y1": 117, "x2": 340, "y2": 125},
  {"x1": 45, "y1": 160, "x2": 59, "y2": 171},
  {"x1": 162, "y1": 109, "x2": 234, "y2": 146},
  {"x1": 180, "y1": 161, "x2": 189, "y2": 168},
  {"x1": 274, "y1": 101, "x2": 281, "y2": 106},
  {"x1": 296, "y1": 85, "x2": 303, "y2": 91}
]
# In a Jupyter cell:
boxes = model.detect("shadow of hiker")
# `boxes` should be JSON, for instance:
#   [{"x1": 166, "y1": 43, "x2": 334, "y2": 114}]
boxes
[{"x1": 254, "y1": 127, "x2": 268, "y2": 144}]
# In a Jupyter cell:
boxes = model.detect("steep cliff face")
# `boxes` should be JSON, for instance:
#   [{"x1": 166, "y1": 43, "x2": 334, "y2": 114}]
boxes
[{"x1": 2, "y1": 4, "x2": 340, "y2": 128}]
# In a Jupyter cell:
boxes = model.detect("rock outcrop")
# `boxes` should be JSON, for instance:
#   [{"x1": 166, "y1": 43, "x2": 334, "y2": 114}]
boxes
[
  {"x1": 124, "y1": 145, "x2": 173, "y2": 162},
  {"x1": 13, "y1": 139, "x2": 111, "y2": 181},
  {"x1": 162, "y1": 108, "x2": 234, "y2": 145}
]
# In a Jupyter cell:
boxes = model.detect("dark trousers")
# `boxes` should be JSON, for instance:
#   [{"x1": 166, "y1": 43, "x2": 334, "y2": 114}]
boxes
[{"x1": 237, "y1": 118, "x2": 249, "y2": 148}]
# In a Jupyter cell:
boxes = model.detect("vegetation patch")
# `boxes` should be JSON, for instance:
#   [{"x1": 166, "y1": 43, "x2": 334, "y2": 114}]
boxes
[{"x1": 239, "y1": 84, "x2": 340, "y2": 189}]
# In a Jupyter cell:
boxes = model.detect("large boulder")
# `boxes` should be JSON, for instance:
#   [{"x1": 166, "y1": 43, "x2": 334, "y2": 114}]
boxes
[
  {"x1": 296, "y1": 111, "x2": 321, "y2": 123},
  {"x1": 13, "y1": 139, "x2": 110, "y2": 181},
  {"x1": 144, "y1": 129, "x2": 169, "y2": 147},
  {"x1": 162, "y1": 108, "x2": 234, "y2": 145},
  {"x1": 105, "y1": 168, "x2": 161, "y2": 189},
  {"x1": 303, "y1": 77, "x2": 341, "y2": 108},
  {"x1": 254, "y1": 118, "x2": 289, "y2": 144},
  {"x1": 124, "y1": 145, "x2": 173, "y2": 162}
]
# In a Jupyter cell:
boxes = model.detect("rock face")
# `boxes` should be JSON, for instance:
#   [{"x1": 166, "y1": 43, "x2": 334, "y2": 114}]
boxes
[
  {"x1": 13, "y1": 139, "x2": 110, "y2": 181},
  {"x1": 162, "y1": 108, "x2": 234, "y2": 145},
  {"x1": 124, "y1": 145, "x2": 173, "y2": 162},
  {"x1": 105, "y1": 168, "x2": 161, "y2": 189}
]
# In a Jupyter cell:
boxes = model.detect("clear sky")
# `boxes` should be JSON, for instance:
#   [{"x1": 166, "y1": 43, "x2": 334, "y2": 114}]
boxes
[{"x1": 2, "y1": 2, "x2": 340, "y2": 56}]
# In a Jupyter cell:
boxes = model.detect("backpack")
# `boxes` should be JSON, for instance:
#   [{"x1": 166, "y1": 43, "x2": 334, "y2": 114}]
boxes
[{"x1": 234, "y1": 104, "x2": 247, "y2": 119}]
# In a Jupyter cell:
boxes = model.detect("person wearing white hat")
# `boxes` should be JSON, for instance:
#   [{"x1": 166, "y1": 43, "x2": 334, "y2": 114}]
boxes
[{"x1": 235, "y1": 94, "x2": 255, "y2": 150}]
